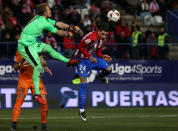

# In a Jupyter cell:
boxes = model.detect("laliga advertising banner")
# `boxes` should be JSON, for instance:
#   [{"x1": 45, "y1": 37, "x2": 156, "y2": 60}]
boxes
[
  {"x1": 109, "y1": 60, "x2": 178, "y2": 83},
  {"x1": 0, "y1": 60, "x2": 178, "y2": 84},
  {"x1": 0, "y1": 84, "x2": 178, "y2": 108},
  {"x1": 0, "y1": 60, "x2": 178, "y2": 108}
]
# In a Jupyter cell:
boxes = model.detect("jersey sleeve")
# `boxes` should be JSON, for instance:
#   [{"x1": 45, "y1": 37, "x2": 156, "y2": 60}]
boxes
[
  {"x1": 15, "y1": 51, "x2": 22, "y2": 63},
  {"x1": 45, "y1": 22, "x2": 58, "y2": 34},
  {"x1": 47, "y1": 18, "x2": 56, "y2": 26}
]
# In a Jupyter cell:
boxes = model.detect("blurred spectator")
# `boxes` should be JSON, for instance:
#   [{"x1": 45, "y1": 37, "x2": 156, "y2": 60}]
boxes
[
  {"x1": 44, "y1": 32, "x2": 58, "y2": 51},
  {"x1": 8, "y1": 0, "x2": 21, "y2": 21},
  {"x1": 91, "y1": 20, "x2": 98, "y2": 31},
  {"x1": 84, "y1": 25, "x2": 92, "y2": 34},
  {"x1": 104, "y1": 31, "x2": 115, "y2": 57},
  {"x1": 140, "y1": 32, "x2": 148, "y2": 59},
  {"x1": 145, "y1": 25, "x2": 156, "y2": 38},
  {"x1": 146, "y1": 32, "x2": 157, "y2": 43},
  {"x1": 172, "y1": 1, "x2": 178, "y2": 9},
  {"x1": 20, "y1": 3, "x2": 32, "y2": 26},
  {"x1": 0, "y1": 14, "x2": 5, "y2": 40},
  {"x1": 48, "y1": 0, "x2": 55, "y2": 8},
  {"x1": 2, "y1": 32, "x2": 12, "y2": 42},
  {"x1": 2, "y1": 6, "x2": 11, "y2": 23},
  {"x1": 69, "y1": 8, "x2": 81, "y2": 25},
  {"x1": 53, "y1": 0, "x2": 63, "y2": 20},
  {"x1": 139, "y1": 0, "x2": 152, "y2": 21},
  {"x1": 63, "y1": 36, "x2": 76, "y2": 58},
  {"x1": 149, "y1": 0, "x2": 160, "y2": 15},
  {"x1": 52, "y1": 6, "x2": 60, "y2": 21},
  {"x1": 63, "y1": 8, "x2": 71, "y2": 23},
  {"x1": 8, "y1": 12, "x2": 18, "y2": 27},
  {"x1": 146, "y1": 32, "x2": 158, "y2": 59},
  {"x1": 90, "y1": 3, "x2": 101, "y2": 18},
  {"x1": 131, "y1": 26, "x2": 144, "y2": 59},
  {"x1": 131, "y1": 20, "x2": 136, "y2": 33},
  {"x1": 116, "y1": 19, "x2": 131, "y2": 40},
  {"x1": 83, "y1": 15, "x2": 91, "y2": 27},
  {"x1": 145, "y1": 0, "x2": 164, "y2": 25},
  {"x1": 158, "y1": 0, "x2": 168, "y2": 19},
  {"x1": 157, "y1": 27, "x2": 169, "y2": 59},
  {"x1": 116, "y1": 31, "x2": 130, "y2": 59},
  {"x1": 11, "y1": 25, "x2": 21, "y2": 41}
]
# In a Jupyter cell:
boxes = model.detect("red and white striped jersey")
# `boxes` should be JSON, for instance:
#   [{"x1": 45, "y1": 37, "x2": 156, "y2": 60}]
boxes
[{"x1": 74, "y1": 31, "x2": 104, "y2": 59}]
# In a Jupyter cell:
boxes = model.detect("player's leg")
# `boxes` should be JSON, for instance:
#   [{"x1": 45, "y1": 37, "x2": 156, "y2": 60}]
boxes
[
  {"x1": 40, "y1": 95, "x2": 48, "y2": 131},
  {"x1": 32, "y1": 78, "x2": 48, "y2": 130},
  {"x1": 95, "y1": 57, "x2": 112, "y2": 84},
  {"x1": 18, "y1": 44, "x2": 44, "y2": 104},
  {"x1": 36, "y1": 42, "x2": 70, "y2": 63},
  {"x1": 11, "y1": 79, "x2": 29, "y2": 130},
  {"x1": 77, "y1": 60, "x2": 90, "y2": 122}
]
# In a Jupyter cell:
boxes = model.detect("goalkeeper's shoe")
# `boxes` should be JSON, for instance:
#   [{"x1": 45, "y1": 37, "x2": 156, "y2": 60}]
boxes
[
  {"x1": 72, "y1": 78, "x2": 81, "y2": 84},
  {"x1": 79, "y1": 111, "x2": 87, "y2": 122},
  {"x1": 67, "y1": 59, "x2": 79, "y2": 67},
  {"x1": 34, "y1": 95, "x2": 45, "y2": 105},
  {"x1": 96, "y1": 75, "x2": 109, "y2": 84}
]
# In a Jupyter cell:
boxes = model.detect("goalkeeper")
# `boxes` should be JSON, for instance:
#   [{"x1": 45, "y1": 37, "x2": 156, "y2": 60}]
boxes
[{"x1": 17, "y1": 3, "x2": 81, "y2": 104}]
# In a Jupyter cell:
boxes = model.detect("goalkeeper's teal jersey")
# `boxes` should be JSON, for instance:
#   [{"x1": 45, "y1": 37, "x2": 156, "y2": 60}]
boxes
[{"x1": 18, "y1": 15, "x2": 57, "y2": 46}]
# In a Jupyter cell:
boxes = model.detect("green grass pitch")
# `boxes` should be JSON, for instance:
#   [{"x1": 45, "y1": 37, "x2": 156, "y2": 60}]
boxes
[{"x1": 0, "y1": 108, "x2": 178, "y2": 131}]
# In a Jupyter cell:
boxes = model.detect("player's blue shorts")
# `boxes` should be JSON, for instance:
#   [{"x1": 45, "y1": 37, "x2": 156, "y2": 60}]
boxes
[{"x1": 77, "y1": 56, "x2": 109, "y2": 78}]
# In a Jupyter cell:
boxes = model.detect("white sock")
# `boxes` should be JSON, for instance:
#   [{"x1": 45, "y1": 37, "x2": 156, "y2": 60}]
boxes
[{"x1": 80, "y1": 109, "x2": 85, "y2": 113}]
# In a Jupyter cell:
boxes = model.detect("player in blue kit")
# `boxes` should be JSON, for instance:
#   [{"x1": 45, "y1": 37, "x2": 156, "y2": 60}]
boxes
[{"x1": 74, "y1": 22, "x2": 112, "y2": 122}]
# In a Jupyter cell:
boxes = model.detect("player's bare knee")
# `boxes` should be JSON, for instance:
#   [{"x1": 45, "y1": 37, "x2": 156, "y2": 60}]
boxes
[
  {"x1": 106, "y1": 66, "x2": 111, "y2": 72},
  {"x1": 79, "y1": 76, "x2": 87, "y2": 83}
]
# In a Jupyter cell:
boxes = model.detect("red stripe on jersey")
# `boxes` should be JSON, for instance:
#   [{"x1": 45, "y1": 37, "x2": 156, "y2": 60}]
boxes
[{"x1": 75, "y1": 31, "x2": 104, "y2": 59}]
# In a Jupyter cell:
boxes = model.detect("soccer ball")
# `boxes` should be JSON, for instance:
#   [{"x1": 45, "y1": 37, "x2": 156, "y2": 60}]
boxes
[{"x1": 107, "y1": 10, "x2": 120, "y2": 22}]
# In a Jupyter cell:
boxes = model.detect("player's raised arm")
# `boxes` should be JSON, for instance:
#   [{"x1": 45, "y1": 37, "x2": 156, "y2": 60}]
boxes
[
  {"x1": 55, "y1": 22, "x2": 83, "y2": 35},
  {"x1": 55, "y1": 22, "x2": 69, "y2": 29}
]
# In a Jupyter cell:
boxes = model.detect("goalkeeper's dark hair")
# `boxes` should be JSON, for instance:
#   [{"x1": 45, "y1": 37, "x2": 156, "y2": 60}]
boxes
[
  {"x1": 98, "y1": 22, "x2": 109, "y2": 32},
  {"x1": 37, "y1": 3, "x2": 49, "y2": 16}
]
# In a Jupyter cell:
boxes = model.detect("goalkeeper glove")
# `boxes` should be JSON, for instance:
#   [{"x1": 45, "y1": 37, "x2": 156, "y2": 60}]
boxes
[{"x1": 69, "y1": 25, "x2": 82, "y2": 34}]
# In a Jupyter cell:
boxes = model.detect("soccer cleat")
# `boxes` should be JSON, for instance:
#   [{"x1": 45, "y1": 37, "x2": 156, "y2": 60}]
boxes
[
  {"x1": 10, "y1": 127, "x2": 17, "y2": 131},
  {"x1": 10, "y1": 125, "x2": 17, "y2": 131},
  {"x1": 96, "y1": 75, "x2": 109, "y2": 84},
  {"x1": 41, "y1": 125, "x2": 49, "y2": 131},
  {"x1": 79, "y1": 111, "x2": 87, "y2": 122},
  {"x1": 72, "y1": 78, "x2": 81, "y2": 84},
  {"x1": 10, "y1": 123, "x2": 17, "y2": 131},
  {"x1": 67, "y1": 59, "x2": 79, "y2": 67},
  {"x1": 34, "y1": 95, "x2": 45, "y2": 105}
]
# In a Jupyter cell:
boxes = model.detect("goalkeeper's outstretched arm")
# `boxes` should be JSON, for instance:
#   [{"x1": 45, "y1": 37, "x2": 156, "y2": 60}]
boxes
[{"x1": 55, "y1": 22, "x2": 69, "y2": 29}]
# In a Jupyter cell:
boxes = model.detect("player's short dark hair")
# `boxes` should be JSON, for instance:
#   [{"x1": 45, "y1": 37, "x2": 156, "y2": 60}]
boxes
[
  {"x1": 37, "y1": 3, "x2": 49, "y2": 16},
  {"x1": 98, "y1": 22, "x2": 109, "y2": 32}
]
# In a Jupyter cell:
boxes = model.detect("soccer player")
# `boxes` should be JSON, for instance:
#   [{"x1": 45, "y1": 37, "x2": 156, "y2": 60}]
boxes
[
  {"x1": 74, "y1": 22, "x2": 112, "y2": 122},
  {"x1": 17, "y1": 3, "x2": 81, "y2": 104},
  {"x1": 11, "y1": 41, "x2": 79, "y2": 131},
  {"x1": 11, "y1": 51, "x2": 51, "y2": 131}
]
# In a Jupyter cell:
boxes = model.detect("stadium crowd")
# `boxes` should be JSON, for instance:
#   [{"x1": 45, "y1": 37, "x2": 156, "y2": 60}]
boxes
[{"x1": 0, "y1": 0, "x2": 177, "y2": 60}]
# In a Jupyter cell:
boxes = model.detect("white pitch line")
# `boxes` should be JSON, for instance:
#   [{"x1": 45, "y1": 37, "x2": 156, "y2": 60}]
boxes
[{"x1": 0, "y1": 115, "x2": 178, "y2": 120}]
